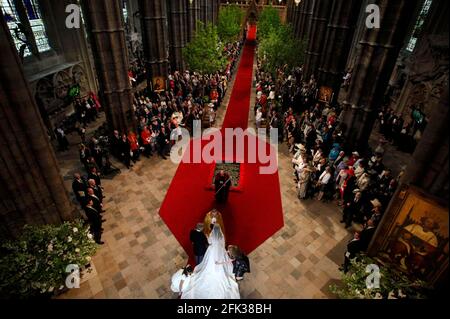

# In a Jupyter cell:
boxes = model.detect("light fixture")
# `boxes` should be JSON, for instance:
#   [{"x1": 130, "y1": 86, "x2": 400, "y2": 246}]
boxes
[
  {"x1": 295, "y1": 0, "x2": 302, "y2": 6},
  {"x1": 189, "y1": 0, "x2": 193, "y2": 5}
]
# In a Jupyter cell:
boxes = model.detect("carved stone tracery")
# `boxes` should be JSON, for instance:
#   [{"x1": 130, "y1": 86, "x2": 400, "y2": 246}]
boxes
[{"x1": 395, "y1": 34, "x2": 449, "y2": 117}]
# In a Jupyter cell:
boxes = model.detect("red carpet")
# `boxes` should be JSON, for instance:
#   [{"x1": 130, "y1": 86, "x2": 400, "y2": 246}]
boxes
[
  {"x1": 159, "y1": 25, "x2": 284, "y2": 265},
  {"x1": 221, "y1": 25, "x2": 257, "y2": 130}
]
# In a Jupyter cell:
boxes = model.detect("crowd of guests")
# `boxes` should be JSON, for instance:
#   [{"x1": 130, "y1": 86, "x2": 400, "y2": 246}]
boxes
[
  {"x1": 53, "y1": 92, "x2": 103, "y2": 152},
  {"x1": 377, "y1": 105, "x2": 426, "y2": 153},
  {"x1": 253, "y1": 61, "x2": 405, "y2": 273},
  {"x1": 72, "y1": 169, "x2": 105, "y2": 245},
  {"x1": 128, "y1": 58, "x2": 147, "y2": 88},
  {"x1": 103, "y1": 40, "x2": 243, "y2": 168},
  {"x1": 70, "y1": 40, "x2": 243, "y2": 244}
]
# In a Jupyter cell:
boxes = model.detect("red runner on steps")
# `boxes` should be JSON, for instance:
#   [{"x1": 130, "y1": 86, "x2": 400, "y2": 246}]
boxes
[{"x1": 159, "y1": 25, "x2": 284, "y2": 265}]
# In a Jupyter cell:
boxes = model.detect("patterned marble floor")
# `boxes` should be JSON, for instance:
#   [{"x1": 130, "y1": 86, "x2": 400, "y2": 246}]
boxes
[{"x1": 56, "y1": 56, "x2": 352, "y2": 299}]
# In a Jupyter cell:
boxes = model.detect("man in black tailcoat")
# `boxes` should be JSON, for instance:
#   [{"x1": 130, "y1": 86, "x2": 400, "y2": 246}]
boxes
[
  {"x1": 341, "y1": 232, "x2": 363, "y2": 273},
  {"x1": 84, "y1": 199, "x2": 104, "y2": 245},
  {"x1": 190, "y1": 223, "x2": 209, "y2": 265},
  {"x1": 72, "y1": 173, "x2": 86, "y2": 205}
]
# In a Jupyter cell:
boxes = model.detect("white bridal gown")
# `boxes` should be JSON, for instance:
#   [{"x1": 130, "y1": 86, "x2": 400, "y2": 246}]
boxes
[{"x1": 181, "y1": 225, "x2": 240, "y2": 299}]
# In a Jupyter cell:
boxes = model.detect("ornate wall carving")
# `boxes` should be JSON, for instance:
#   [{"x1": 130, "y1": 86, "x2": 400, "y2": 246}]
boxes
[{"x1": 393, "y1": 35, "x2": 449, "y2": 118}]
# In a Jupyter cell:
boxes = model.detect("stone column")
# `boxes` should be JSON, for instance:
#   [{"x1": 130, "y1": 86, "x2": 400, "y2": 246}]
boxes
[
  {"x1": 286, "y1": 0, "x2": 294, "y2": 24},
  {"x1": 303, "y1": 0, "x2": 333, "y2": 80},
  {"x1": 402, "y1": 87, "x2": 449, "y2": 200},
  {"x1": 168, "y1": 0, "x2": 188, "y2": 72},
  {"x1": 200, "y1": 0, "x2": 208, "y2": 23},
  {"x1": 138, "y1": 0, "x2": 170, "y2": 79},
  {"x1": 291, "y1": 0, "x2": 301, "y2": 36},
  {"x1": 211, "y1": 0, "x2": 220, "y2": 25},
  {"x1": 187, "y1": 0, "x2": 201, "y2": 42},
  {"x1": 343, "y1": 0, "x2": 369, "y2": 73},
  {"x1": 296, "y1": 0, "x2": 315, "y2": 41},
  {"x1": 340, "y1": 0, "x2": 420, "y2": 152},
  {"x1": 81, "y1": 0, "x2": 135, "y2": 134},
  {"x1": 317, "y1": 0, "x2": 363, "y2": 94},
  {"x1": 0, "y1": 12, "x2": 76, "y2": 238}
]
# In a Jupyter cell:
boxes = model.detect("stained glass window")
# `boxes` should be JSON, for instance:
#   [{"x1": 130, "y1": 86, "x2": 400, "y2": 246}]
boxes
[
  {"x1": 1, "y1": 0, "x2": 28, "y2": 56},
  {"x1": 122, "y1": 0, "x2": 128, "y2": 23},
  {"x1": 25, "y1": 0, "x2": 51, "y2": 53},
  {"x1": 1, "y1": 0, "x2": 51, "y2": 58},
  {"x1": 406, "y1": 0, "x2": 433, "y2": 52}
]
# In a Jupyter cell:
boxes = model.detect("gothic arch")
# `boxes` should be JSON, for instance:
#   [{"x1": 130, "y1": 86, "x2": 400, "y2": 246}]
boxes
[
  {"x1": 53, "y1": 69, "x2": 72, "y2": 100},
  {"x1": 35, "y1": 77, "x2": 55, "y2": 110},
  {"x1": 70, "y1": 64, "x2": 89, "y2": 97}
]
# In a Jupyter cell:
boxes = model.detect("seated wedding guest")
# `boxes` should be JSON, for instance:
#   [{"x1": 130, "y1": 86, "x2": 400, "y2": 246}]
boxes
[
  {"x1": 170, "y1": 265, "x2": 193, "y2": 298},
  {"x1": 189, "y1": 223, "x2": 209, "y2": 265},
  {"x1": 227, "y1": 245, "x2": 250, "y2": 281}
]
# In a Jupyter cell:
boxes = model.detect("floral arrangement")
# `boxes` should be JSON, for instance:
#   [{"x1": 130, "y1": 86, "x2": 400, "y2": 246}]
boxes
[
  {"x1": 329, "y1": 255, "x2": 431, "y2": 299},
  {"x1": 0, "y1": 219, "x2": 98, "y2": 298}
]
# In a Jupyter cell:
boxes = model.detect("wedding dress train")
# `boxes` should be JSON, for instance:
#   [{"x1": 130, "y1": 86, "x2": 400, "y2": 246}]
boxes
[{"x1": 181, "y1": 224, "x2": 240, "y2": 299}]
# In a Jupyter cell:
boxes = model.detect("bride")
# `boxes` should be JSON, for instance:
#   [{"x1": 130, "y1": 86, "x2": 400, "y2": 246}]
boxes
[{"x1": 181, "y1": 224, "x2": 240, "y2": 299}]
